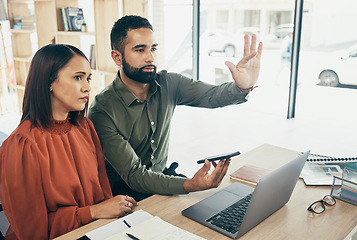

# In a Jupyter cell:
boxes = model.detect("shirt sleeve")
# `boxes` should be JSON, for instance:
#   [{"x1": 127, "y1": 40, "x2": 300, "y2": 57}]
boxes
[
  {"x1": 86, "y1": 118, "x2": 113, "y2": 200},
  {"x1": 166, "y1": 72, "x2": 249, "y2": 108},
  {"x1": 0, "y1": 134, "x2": 49, "y2": 240},
  {"x1": 0, "y1": 133, "x2": 94, "y2": 239},
  {"x1": 88, "y1": 107, "x2": 187, "y2": 195}
]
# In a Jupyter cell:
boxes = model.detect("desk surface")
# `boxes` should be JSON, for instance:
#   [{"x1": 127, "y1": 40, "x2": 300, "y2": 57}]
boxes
[{"x1": 56, "y1": 144, "x2": 357, "y2": 240}]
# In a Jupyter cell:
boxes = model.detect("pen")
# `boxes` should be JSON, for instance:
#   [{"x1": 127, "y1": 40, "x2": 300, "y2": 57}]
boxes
[
  {"x1": 123, "y1": 219, "x2": 131, "y2": 228},
  {"x1": 126, "y1": 233, "x2": 140, "y2": 240}
]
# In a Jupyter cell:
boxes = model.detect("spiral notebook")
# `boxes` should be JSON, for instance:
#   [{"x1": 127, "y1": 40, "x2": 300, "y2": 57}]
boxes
[
  {"x1": 306, "y1": 153, "x2": 357, "y2": 163},
  {"x1": 301, "y1": 153, "x2": 357, "y2": 186}
]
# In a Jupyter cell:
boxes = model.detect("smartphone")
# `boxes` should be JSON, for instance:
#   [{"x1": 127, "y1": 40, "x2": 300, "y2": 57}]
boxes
[{"x1": 197, "y1": 151, "x2": 240, "y2": 164}]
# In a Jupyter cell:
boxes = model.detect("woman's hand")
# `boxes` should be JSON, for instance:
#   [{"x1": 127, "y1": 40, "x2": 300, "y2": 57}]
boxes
[{"x1": 90, "y1": 195, "x2": 138, "y2": 220}]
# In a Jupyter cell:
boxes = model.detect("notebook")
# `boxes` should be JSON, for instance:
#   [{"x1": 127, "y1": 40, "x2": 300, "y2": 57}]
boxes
[
  {"x1": 301, "y1": 153, "x2": 357, "y2": 186},
  {"x1": 182, "y1": 151, "x2": 309, "y2": 239},
  {"x1": 229, "y1": 164, "x2": 272, "y2": 186},
  {"x1": 306, "y1": 153, "x2": 357, "y2": 163}
]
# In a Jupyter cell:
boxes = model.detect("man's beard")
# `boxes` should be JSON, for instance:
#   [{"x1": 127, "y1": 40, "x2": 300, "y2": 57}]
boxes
[{"x1": 122, "y1": 56, "x2": 157, "y2": 84}]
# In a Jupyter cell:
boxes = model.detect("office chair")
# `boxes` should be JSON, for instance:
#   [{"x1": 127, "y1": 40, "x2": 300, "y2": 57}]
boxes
[{"x1": 0, "y1": 203, "x2": 5, "y2": 239}]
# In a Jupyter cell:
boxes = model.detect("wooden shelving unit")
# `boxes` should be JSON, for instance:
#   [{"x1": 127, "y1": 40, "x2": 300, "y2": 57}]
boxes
[{"x1": 7, "y1": 0, "x2": 147, "y2": 111}]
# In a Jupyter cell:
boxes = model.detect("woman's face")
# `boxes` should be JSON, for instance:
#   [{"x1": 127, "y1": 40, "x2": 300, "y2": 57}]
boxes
[{"x1": 50, "y1": 55, "x2": 91, "y2": 121}]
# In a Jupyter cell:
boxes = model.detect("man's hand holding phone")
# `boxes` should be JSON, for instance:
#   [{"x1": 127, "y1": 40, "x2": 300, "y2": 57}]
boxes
[{"x1": 183, "y1": 151, "x2": 239, "y2": 193}]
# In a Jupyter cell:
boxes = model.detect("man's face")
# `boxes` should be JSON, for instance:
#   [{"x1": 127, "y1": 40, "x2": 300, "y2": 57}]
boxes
[
  {"x1": 121, "y1": 28, "x2": 158, "y2": 83},
  {"x1": 122, "y1": 54, "x2": 157, "y2": 84}
]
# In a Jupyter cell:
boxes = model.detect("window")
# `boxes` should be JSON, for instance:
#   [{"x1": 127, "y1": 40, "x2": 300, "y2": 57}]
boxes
[{"x1": 151, "y1": 0, "x2": 193, "y2": 77}]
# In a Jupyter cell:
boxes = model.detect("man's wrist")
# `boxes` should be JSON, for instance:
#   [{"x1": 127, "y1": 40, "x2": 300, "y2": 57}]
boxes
[
  {"x1": 183, "y1": 178, "x2": 194, "y2": 193},
  {"x1": 235, "y1": 85, "x2": 258, "y2": 93}
]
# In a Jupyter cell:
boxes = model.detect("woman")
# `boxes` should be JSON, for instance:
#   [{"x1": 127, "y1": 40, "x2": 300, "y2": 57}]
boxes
[{"x1": 0, "y1": 44, "x2": 137, "y2": 240}]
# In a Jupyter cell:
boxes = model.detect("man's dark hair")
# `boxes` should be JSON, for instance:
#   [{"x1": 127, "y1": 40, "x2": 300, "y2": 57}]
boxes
[
  {"x1": 110, "y1": 15, "x2": 153, "y2": 53},
  {"x1": 21, "y1": 44, "x2": 89, "y2": 129}
]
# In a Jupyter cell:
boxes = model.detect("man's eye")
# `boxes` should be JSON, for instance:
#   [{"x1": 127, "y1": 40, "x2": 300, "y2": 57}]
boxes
[
  {"x1": 136, "y1": 49, "x2": 144, "y2": 52},
  {"x1": 152, "y1": 47, "x2": 157, "y2": 52},
  {"x1": 87, "y1": 77, "x2": 91, "y2": 83}
]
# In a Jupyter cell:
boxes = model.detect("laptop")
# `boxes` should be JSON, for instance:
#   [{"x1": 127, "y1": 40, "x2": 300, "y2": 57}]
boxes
[{"x1": 182, "y1": 151, "x2": 310, "y2": 239}]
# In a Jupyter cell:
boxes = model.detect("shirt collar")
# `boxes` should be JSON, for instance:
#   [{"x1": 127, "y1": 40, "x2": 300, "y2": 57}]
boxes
[{"x1": 113, "y1": 72, "x2": 160, "y2": 107}]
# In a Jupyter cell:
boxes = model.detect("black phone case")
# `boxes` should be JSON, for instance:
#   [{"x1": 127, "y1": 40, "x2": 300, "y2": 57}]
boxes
[{"x1": 197, "y1": 151, "x2": 240, "y2": 164}]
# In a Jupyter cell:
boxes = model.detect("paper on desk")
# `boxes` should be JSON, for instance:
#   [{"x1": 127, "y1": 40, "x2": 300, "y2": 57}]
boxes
[
  {"x1": 300, "y1": 162, "x2": 343, "y2": 185},
  {"x1": 86, "y1": 210, "x2": 153, "y2": 240},
  {"x1": 124, "y1": 216, "x2": 206, "y2": 240}
]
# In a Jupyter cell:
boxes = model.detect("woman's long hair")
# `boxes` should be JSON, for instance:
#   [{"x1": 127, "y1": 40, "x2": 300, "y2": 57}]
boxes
[{"x1": 21, "y1": 44, "x2": 89, "y2": 128}]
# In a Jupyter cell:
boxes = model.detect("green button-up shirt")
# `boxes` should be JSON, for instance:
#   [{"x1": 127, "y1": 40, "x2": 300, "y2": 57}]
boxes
[{"x1": 88, "y1": 70, "x2": 248, "y2": 195}]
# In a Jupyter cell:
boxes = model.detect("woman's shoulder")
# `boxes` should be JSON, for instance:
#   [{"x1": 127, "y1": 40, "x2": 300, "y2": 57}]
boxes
[
  {"x1": 77, "y1": 116, "x2": 95, "y2": 129},
  {"x1": 75, "y1": 116, "x2": 98, "y2": 137},
  {"x1": 5, "y1": 120, "x2": 39, "y2": 143},
  {"x1": 0, "y1": 120, "x2": 40, "y2": 156}
]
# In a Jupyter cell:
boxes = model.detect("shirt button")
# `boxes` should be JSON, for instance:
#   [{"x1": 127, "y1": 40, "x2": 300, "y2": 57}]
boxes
[
  {"x1": 151, "y1": 121, "x2": 155, "y2": 125},
  {"x1": 151, "y1": 139, "x2": 155, "y2": 144}
]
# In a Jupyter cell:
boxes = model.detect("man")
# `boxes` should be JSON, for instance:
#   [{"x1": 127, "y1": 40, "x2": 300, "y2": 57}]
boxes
[{"x1": 88, "y1": 15, "x2": 263, "y2": 201}]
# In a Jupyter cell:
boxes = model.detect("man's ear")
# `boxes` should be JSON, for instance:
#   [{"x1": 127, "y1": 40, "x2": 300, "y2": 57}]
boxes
[{"x1": 111, "y1": 50, "x2": 122, "y2": 66}]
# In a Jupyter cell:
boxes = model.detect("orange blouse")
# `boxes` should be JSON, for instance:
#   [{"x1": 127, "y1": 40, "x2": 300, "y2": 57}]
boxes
[{"x1": 0, "y1": 117, "x2": 112, "y2": 240}]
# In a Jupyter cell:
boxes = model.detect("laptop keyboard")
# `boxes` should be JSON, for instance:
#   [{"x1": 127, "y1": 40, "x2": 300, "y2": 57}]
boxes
[{"x1": 206, "y1": 193, "x2": 253, "y2": 235}]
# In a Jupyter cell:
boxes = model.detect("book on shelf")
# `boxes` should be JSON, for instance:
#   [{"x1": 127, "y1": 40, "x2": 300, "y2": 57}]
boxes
[
  {"x1": 21, "y1": 16, "x2": 35, "y2": 29},
  {"x1": 89, "y1": 44, "x2": 96, "y2": 69},
  {"x1": 230, "y1": 164, "x2": 272, "y2": 186},
  {"x1": 12, "y1": 17, "x2": 22, "y2": 29},
  {"x1": 300, "y1": 153, "x2": 357, "y2": 186},
  {"x1": 61, "y1": 7, "x2": 84, "y2": 31},
  {"x1": 60, "y1": 8, "x2": 68, "y2": 31}
]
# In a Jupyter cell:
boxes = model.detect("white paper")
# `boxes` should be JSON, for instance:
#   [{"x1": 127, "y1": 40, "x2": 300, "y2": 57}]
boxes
[
  {"x1": 86, "y1": 210, "x2": 153, "y2": 240},
  {"x1": 125, "y1": 216, "x2": 206, "y2": 240},
  {"x1": 301, "y1": 162, "x2": 343, "y2": 185}
]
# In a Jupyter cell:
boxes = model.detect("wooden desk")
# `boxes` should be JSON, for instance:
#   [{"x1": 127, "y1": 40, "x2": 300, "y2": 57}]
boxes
[{"x1": 56, "y1": 144, "x2": 357, "y2": 240}]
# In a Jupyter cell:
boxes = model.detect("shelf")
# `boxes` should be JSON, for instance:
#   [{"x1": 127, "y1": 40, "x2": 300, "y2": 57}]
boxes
[
  {"x1": 9, "y1": 0, "x2": 52, "y2": 2},
  {"x1": 57, "y1": 31, "x2": 95, "y2": 36},
  {"x1": 10, "y1": 29, "x2": 36, "y2": 34},
  {"x1": 13, "y1": 57, "x2": 33, "y2": 63},
  {"x1": 16, "y1": 85, "x2": 26, "y2": 91},
  {"x1": 93, "y1": 69, "x2": 117, "y2": 75},
  {"x1": 8, "y1": 0, "x2": 34, "y2": 3},
  {"x1": 8, "y1": 0, "x2": 145, "y2": 113}
]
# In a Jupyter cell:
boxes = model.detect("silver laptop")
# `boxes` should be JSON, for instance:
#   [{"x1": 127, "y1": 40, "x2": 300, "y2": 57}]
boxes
[{"x1": 182, "y1": 151, "x2": 309, "y2": 239}]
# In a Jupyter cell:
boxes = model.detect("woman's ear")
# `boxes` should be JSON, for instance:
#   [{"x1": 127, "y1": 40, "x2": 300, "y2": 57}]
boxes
[{"x1": 111, "y1": 50, "x2": 122, "y2": 67}]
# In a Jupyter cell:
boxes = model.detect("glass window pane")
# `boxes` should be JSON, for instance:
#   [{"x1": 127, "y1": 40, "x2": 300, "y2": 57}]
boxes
[
  {"x1": 199, "y1": 0, "x2": 296, "y2": 116},
  {"x1": 151, "y1": 0, "x2": 193, "y2": 77},
  {"x1": 296, "y1": 0, "x2": 357, "y2": 154}
]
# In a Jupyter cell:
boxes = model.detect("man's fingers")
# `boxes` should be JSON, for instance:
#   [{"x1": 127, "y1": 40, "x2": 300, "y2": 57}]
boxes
[
  {"x1": 209, "y1": 160, "x2": 226, "y2": 182},
  {"x1": 212, "y1": 159, "x2": 231, "y2": 186},
  {"x1": 243, "y1": 34, "x2": 250, "y2": 56},
  {"x1": 224, "y1": 60, "x2": 236, "y2": 75},
  {"x1": 250, "y1": 34, "x2": 257, "y2": 54},
  {"x1": 212, "y1": 161, "x2": 218, "y2": 168},
  {"x1": 202, "y1": 160, "x2": 211, "y2": 171},
  {"x1": 216, "y1": 158, "x2": 231, "y2": 184},
  {"x1": 256, "y1": 42, "x2": 263, "y2": 60}
]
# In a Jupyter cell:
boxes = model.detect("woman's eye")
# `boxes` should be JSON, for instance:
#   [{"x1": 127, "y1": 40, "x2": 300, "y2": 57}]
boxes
[{"x1": 75, "y1": 76, "x2": 82, "y2": 80}]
